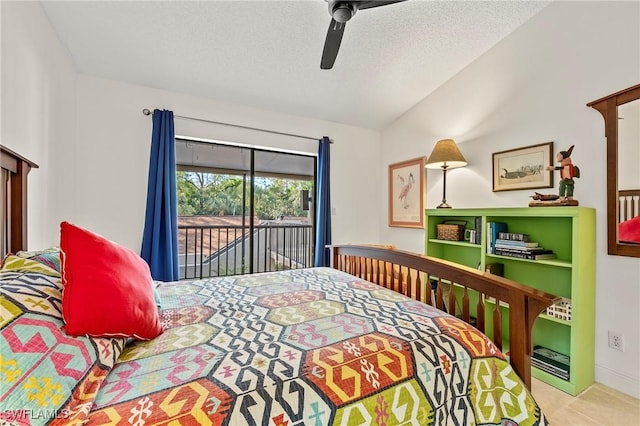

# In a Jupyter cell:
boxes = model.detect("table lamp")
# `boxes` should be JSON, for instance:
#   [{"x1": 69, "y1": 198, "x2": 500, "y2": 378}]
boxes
[{"x1": 425, "y1": 139, "x2": 467, "y2": 208}]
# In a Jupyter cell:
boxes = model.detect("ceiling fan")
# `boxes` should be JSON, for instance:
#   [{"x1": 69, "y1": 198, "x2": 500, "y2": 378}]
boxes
[{"x1": 320, "y1": 0, "x2": 407, "y2": 70}]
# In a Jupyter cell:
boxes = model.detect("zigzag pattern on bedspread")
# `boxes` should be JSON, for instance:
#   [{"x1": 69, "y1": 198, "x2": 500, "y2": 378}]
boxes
[
  {"x1": 0, "y1": 269, "x2": 126, "y2": 426},
  {"x1": 88, "y1": 267, "x2": 547, "y2": 426}
]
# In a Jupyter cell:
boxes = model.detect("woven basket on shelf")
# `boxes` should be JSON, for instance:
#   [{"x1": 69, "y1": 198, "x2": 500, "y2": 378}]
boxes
[{"x1": 436, "y1": 220, "x2": 466, "y2": 241}]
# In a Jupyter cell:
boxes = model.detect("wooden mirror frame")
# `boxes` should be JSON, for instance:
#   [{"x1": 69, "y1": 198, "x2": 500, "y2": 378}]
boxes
[{"x1": 587, "y1": 84, "x2": 640, "y2": 257}]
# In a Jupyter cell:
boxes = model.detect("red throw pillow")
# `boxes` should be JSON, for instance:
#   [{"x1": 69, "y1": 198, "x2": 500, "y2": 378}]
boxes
[{"x1": 60, "y1": 221, "x2": 163, "y2": 340}]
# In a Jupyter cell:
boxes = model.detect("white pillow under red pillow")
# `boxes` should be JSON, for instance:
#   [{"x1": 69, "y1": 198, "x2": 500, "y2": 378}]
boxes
[{"x1": 60, "y1": 221, "x2": 163, "y2": 340}]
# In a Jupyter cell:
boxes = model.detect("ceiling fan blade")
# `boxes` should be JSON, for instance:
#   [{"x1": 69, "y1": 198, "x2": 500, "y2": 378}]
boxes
[
  {"x1": 358, "y1": 0, "x2": 406, "y2": 10},
  {"x1": 321, "y1": 18, "x2": 346, "y2": 70}
]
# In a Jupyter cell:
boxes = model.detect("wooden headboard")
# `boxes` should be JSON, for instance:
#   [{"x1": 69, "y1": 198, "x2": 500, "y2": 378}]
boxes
[
  {"x1": 1, "y1": 145, "x2": 39, "y2": 257},
  {"x1": 619, "y1": 189, "x2": 640, "y2": 223}
]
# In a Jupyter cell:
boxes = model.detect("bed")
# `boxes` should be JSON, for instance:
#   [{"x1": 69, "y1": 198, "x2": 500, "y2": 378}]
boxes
[
  {"x1": 1, "y1": 147, "x2": 554, "y2": 425},
  {"x1": 618, "y1": 189, "x2": 640, "y2": 243},
  {"x1": 1, "y1": 243, "x2": 555, "y2": 425}
]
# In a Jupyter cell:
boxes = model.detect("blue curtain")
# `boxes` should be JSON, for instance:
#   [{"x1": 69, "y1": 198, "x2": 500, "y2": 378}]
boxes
[
  {"x1": 314, "y1": 136, "x2": 332, "y2": 267},
  {"x1": 141, "y1": 109, "x2": 179, "y2": 281}
]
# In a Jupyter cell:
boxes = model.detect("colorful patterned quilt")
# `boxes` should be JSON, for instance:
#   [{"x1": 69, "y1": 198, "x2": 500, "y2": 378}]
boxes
[
  {"x1": 0, "y1": 259, "x2": 125, "y2": 426},
  {"x1": 86, "y1": 267, "x2": 548, "y2": 425}
]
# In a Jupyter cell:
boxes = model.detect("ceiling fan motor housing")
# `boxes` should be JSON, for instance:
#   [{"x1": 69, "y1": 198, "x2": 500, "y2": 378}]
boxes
[
  {"x1": 329, "y1": 1, "x2": 356, "y2": 23},
  {"x1": 321, "y1": 0, "x2": 405, "y2": 69}
]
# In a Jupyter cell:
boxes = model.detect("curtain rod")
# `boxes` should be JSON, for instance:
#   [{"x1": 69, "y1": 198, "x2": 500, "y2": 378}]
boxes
[{"x1": 142, "y1": 108, "x2": 332, "y2": 143}]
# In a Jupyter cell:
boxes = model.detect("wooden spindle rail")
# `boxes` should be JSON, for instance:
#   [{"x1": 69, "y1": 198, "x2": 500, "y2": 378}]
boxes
[{"x1": 331, "y1": 244, "x2": 559, "y2": 389}]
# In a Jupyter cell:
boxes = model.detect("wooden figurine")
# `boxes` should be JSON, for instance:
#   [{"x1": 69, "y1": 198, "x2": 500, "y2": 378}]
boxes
[
  {"x1": 529, "y1": 146, "x2": 580, "y2": 206},
  {"x1": 530, "y1": 145, "x2": 580, "y2": 206},
  {"x1": 546, "y1": 145, "x2": 580, "y2": 201}
]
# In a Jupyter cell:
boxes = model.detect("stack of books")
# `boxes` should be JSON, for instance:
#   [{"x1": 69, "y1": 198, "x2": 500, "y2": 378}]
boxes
[
  {"x1": 493, "y1": 232, "x2": 556, "y2": 260},
  {"x1": 532, "y1": 345, "x2": 570, "y2": 380}
]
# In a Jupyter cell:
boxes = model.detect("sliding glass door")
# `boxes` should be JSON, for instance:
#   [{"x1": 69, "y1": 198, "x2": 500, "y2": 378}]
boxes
[{"x1": 175, "y1": 140, "x2": 316, "y2": 278}]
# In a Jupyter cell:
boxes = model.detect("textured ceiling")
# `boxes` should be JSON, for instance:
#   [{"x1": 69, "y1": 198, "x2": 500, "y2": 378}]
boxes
[{"x1": 40, "y1": 0, "x2": 550, "y2": 129}]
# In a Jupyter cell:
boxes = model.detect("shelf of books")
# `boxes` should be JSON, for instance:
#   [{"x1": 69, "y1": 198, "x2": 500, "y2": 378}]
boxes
[{"x1": 425, "y1": 207, "x2": 595, "y2": 396}]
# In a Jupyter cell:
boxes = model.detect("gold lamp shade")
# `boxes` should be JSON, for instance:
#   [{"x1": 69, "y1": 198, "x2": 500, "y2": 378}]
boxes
[
  {"x1": 425, "y1": 139, "x2": 467, "y2": 208},
  {"x1": 425, "y1": 139, "x2": 467, "y2": 169}
]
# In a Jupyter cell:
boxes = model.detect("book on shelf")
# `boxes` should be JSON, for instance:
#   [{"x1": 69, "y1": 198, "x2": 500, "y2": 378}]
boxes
[
  {"x1": 531, "y1": 355, "x2": 569, "y2": 373},
  {"x1": 496, "y1": 244, "x2": 552, "y2": 254},
  {"x1": 532, "y1": 345, "x2": 570, "y2": 380},
  {"x1": 532, "y1": 359, "x2": 570, "y2": 380},
  {"x1": 494, "y1": 238, "x2": 539, "y2": 248},
  {"x1": 531, "y1": 253, "x2": 557, "y2": 260},
  {"x1": 498, "y1": 232, "x2": 530, "y2": 242},
  {"x1": 494, "y1": 248, "x2": 556, "y2": 260},
  {"x1": 493, "y1": 245, "x2": 549, "y2": 253},
  {"x1": 474, "y1": 216, "x2": 482, "y2": 244},
  {"x1": 495, "y1": 243, "x2": 549, "y2": 253},
  {"x1": 486, "y1": 222, "x2": 508, "y2": 254},
  {"x1": 533, "y1": 345, "x2": 571, "y2": 368}
]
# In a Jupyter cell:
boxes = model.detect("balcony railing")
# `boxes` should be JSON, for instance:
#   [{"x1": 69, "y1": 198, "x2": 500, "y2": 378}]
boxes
[{"x1": 178, "y1": 222, "x2": 314, "y2": 279}]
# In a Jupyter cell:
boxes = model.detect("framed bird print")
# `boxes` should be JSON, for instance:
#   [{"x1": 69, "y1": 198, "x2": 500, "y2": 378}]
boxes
[
  {"x1": 492, "y1": 141, "x2": 554, "y2": 192},
  {"x1": 389, "y1": 156, "x2": 426, "y2": 228}
]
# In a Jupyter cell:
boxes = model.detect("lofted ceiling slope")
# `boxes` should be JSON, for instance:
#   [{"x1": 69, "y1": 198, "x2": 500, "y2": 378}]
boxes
[{"x1": 40, "y1": 0, "x2": 550, "y2": 130}]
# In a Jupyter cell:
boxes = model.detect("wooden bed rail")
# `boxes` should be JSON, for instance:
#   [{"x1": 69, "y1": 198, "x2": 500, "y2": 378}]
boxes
[{"x1": 330, "y1": 244, "x2": 560, "y2": 389}]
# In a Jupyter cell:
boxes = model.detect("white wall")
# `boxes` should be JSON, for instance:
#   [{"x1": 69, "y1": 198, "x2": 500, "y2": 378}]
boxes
[
  {"x1": 71, "y1": 76, "x2": 381, "y2": 250},
  {"x1": 2, "y1": 2, "x2": 381, "y2": 253},
  {"x1": 1, "y1": 1, "x2": 77, "y2": 247},
  {"x1": 381, "y1": 1, "x2": 640, "y2": 398}
]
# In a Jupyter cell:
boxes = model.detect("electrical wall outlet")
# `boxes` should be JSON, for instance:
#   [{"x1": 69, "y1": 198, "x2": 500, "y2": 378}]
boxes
[{"x1": 608, "y1": 331, "x2": 624, "y2": 352}]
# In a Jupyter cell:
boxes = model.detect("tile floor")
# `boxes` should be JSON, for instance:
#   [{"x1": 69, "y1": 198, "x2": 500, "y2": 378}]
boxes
[{"x1": 531, "y1": 378, "x2": 640, "y2": 425}]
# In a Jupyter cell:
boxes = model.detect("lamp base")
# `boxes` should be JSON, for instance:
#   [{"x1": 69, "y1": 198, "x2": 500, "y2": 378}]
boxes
[{"x1": 436, "y1": 202, "x2": 452, "y2": 209}]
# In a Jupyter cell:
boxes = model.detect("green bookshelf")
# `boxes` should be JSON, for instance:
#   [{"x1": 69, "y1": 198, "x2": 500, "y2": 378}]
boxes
[{"x1": 425, "y1": 207, "x2": 595, "y2": 396}]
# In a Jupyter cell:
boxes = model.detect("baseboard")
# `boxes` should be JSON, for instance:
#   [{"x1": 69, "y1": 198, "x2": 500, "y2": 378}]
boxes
[{"x1": 595, "y1": 364, "x2": 640, "y2": 399}]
